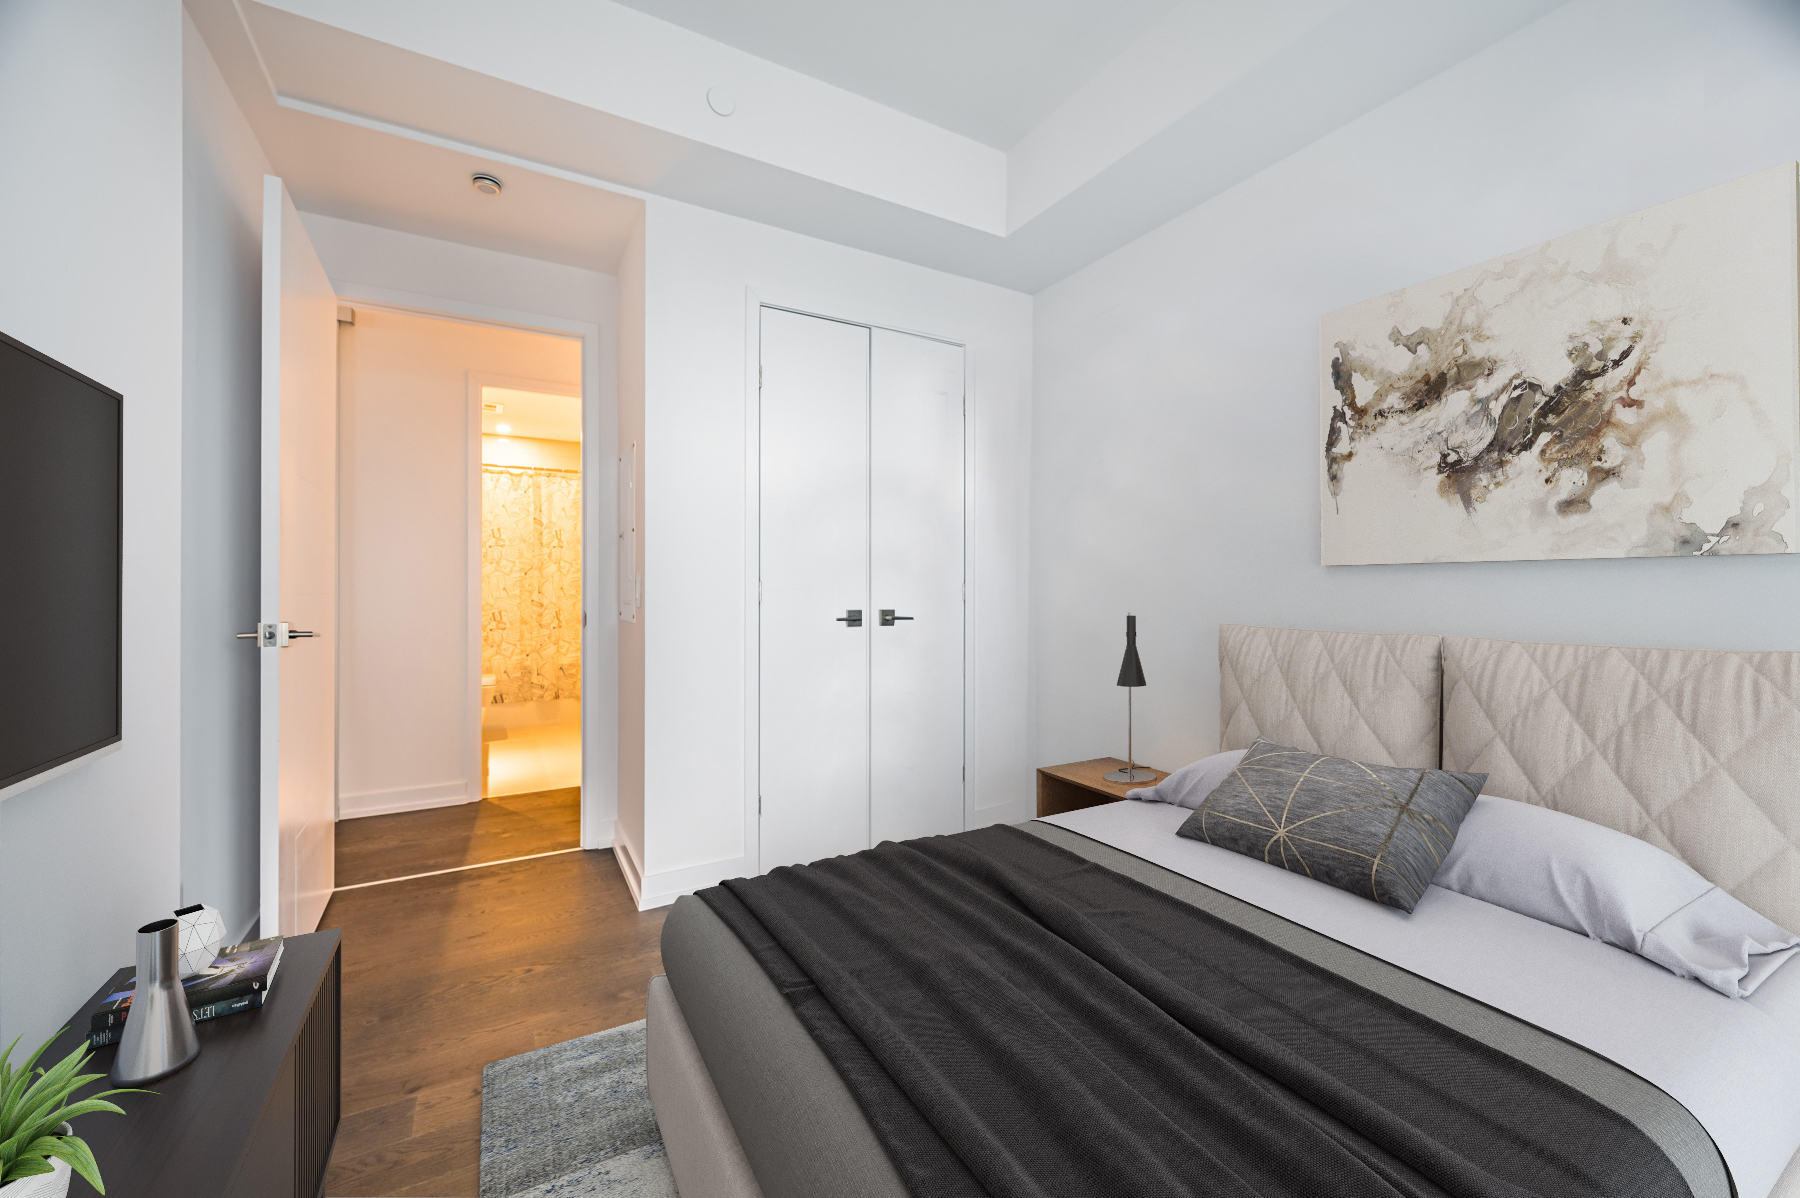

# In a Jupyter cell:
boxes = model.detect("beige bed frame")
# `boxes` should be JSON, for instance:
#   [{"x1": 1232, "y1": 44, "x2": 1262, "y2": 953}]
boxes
[
  {"x1": 652, "y1": 624, "x2": 1800, "y2": 1197},
  {"x1": 1219, "y1": 624, "x2": 1800, "y2": 933}
]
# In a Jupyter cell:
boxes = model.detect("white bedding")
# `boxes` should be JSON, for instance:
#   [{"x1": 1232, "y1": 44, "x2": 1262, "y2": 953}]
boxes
[{"x1": 1040, "y1": 800, "x2": 1800, "y2": 1198}]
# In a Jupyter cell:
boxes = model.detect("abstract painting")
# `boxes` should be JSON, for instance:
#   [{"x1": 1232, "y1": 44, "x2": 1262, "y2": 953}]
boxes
[{"x1": 1321, "y1": 164, "x2": 1799, "y2": 565}]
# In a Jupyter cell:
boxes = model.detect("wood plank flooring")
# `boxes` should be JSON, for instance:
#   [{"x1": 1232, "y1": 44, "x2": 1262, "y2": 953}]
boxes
[
  {"x1": 334, "y1": 787, "x2": 583, "y2": 887},
  {"x1": 320, "y1": 792, "x2": 665, "y2": 1197}
]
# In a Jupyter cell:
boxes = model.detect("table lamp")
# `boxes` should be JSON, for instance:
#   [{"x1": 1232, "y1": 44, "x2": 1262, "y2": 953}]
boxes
[{"x1": 1105, "y1": 614, "x2": 1157, "y2": 783}]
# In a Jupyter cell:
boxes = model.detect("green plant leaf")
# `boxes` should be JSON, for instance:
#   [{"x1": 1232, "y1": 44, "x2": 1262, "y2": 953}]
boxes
[
  {"x1": 1, "y1": 1155, "x2": 55, "y2": 1184},
  {"x1": 14, "y1": 1031, "x2": 61, "y2": 1078},
  {"x1": 0, "y1": 1030, "x2": 129, "y2": 1192},
  {"x1": 41, "y1": 1098, "x2": 128, "y2": 1123},
  {"x1": 39, "y1": 1133, "x2": 103, "y2": 1194}
]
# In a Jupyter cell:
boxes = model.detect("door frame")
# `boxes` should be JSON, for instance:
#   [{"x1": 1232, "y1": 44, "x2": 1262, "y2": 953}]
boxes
[
  {"x1": 465, "y1": 370, "x2": 584, "y2": 811},
  {"x1": 742, "y1": 290, "x2": 975, "y2": 875},
  {"x1": 332, "y1": 284, "x2": 617, "y2": 850}
]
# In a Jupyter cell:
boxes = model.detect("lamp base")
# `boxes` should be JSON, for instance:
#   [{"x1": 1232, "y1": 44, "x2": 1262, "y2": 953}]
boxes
[{"x1": 1104, "y1": 767, "x2": 1159, "y2": 784}]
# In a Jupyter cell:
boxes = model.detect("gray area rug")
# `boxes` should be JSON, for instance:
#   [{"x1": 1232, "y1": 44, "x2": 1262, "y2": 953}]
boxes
[{"x1": 481, "y1": 1020, "x2": 676, "y2": 1197}]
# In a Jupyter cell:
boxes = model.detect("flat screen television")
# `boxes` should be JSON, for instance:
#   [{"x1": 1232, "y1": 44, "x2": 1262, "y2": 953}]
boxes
[{"x1": 0, "y1": 329, "x2": 122, "y2": 798}]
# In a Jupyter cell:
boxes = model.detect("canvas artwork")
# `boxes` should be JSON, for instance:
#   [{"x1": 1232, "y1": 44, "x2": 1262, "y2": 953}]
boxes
[{"x1": 1320, "y1": 163, "x2": 1800, "y2": 566}]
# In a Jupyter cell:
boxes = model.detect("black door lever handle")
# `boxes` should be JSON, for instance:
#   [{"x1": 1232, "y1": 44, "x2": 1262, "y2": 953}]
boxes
[
  {"x1": 836, "y1": 609, "x2": 863, "y2": 627},
  {"x1": 879, "y1": 610, "x2": 914, "y2": 626}
]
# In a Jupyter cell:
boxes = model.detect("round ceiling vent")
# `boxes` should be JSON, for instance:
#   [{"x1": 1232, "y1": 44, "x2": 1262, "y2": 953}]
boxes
[
  {"x1": 706, "y1": 86, "x2": 736, "y2": 117},
  {"x1": 471, "y1": 173, "x2": 503, "y2": 196}
]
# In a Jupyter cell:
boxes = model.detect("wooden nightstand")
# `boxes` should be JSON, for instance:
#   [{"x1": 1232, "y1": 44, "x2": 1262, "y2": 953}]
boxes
[{"x1": 1036, "y1": 758, "x2": 1169, "y2": 817}]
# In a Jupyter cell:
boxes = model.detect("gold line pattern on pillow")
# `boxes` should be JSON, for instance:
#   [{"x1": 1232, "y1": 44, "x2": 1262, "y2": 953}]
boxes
[{"x1": 1178, "y1": 738, "x2": 1485, "y2": 913}]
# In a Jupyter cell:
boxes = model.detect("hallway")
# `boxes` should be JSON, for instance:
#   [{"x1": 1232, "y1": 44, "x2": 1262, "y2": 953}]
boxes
[{"x1": 321, "y1": 792, "x2": 665, "y2": 1197}]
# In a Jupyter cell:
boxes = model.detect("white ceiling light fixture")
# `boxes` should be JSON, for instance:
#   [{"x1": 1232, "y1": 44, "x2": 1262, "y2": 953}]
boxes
[
  {"x1": 706, "y1": 86, "x2": 736, "y2": 117},
  {"x1": 471, "y1": 172, "x2": 503, "y2": 195},
  {"x1": 495, "y1": 423, "x2": 512, "y2": 433}
]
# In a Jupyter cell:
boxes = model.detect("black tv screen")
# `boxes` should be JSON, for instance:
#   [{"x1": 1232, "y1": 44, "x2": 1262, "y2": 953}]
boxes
[{"x1": 0, "y1": 330, "x2": 122, "y2": 795}]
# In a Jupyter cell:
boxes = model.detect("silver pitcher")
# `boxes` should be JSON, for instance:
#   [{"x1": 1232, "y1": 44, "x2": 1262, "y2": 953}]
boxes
[{"x1": 111, "y1": 918, "x2": 200, "y2": 1084}]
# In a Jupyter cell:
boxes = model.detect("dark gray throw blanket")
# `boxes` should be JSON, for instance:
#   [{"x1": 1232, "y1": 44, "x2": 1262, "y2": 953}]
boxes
[{"x1": 698, "y1": 824, "x2": 1693, "y2": 1198}]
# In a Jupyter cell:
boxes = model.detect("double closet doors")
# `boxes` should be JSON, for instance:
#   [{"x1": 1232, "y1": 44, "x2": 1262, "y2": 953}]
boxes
[{"x1": 759, "y1": 307, "x2": 966, "y2": 872}]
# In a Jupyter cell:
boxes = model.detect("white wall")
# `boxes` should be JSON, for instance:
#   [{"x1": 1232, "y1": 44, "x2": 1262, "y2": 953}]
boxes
[
  {"x1": 0, "y1": 0, "x2": 185, "y2": 1049},
  {"x1": 631, "y1": 195, "x2": 1034, "y2": 908},
  {"x1": 1031, "y1": 0, "x2": 1800, "y2": 775},
  {"x1": 337, "y1": 307, "x2": 582, "y2": 817},
  {"x1": 182, "y1": 11, "x2": 271, "y2": 945}
]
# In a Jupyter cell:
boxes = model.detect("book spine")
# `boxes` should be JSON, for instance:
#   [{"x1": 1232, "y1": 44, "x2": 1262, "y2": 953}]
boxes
[
  {"x1": 90, "y1": 980, "x2": 266, "y2": 1032},
  {"x1": 87, "y1": 991, "x2": 268, "y2": 1048}
]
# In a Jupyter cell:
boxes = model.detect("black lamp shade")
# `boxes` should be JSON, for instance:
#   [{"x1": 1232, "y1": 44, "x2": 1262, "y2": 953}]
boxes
[{"x1": 1116, "y1": 614, "x2": 1146, "y2": 688}]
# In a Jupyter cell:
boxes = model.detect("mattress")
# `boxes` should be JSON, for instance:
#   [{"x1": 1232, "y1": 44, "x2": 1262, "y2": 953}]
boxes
[
  {"x1": 659, "y1": 802, "x2": 1800, "y2": 1197},
  {"x1": 1043, "y1": 800, "x2": 1800, "y2": 1198}
]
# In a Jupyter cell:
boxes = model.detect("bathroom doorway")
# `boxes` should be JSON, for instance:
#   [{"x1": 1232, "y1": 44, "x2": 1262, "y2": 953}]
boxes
[
  {"x1": 477, "y1": 378, "x2": 584, "y2": 798},
  {"x1": 336, "y1": 308, "x2": 587, "y2": 823}
]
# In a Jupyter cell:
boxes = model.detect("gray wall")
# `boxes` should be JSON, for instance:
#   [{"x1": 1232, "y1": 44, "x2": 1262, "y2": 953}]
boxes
[
  {"x1": 0, "y1": 0, "x2": 186, "y2": 1050},
  {"x1": 181, "y1": 12, "x2": 272, "y2": 945},
  {"x1": 1030, "y1": 0, "x2": 1800, "y2": 774}
]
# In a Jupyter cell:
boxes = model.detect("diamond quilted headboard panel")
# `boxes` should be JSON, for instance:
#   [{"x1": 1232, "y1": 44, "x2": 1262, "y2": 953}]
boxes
[
  {"x1": 1442, "y1": 636, "x2": 1800, "y2": 932},
  {"x1": 1219, "y1": 625, "x2": 1442, "y2": 769}
]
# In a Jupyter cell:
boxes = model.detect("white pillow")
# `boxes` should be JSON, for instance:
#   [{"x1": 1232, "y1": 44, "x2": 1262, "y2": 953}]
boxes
[
  {"x1": 1434, "y1": 795, "x2": 1800, "y2": 998},
  {"x1": 1127, "y1": 749, "x2": 1246, "y2": 810}
]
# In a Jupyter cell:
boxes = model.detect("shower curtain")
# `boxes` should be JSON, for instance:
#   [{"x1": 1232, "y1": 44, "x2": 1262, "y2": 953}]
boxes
[{"x1": 482, "y1": 465, "x2": 581, "y2": 704}]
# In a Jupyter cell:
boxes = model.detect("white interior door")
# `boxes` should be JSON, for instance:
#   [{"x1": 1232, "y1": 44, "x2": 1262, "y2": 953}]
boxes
[
  {"x1": 260, "y1": 176, "x2": 338, "y2": 937},
  {"x1": 870, "y1": 330, "x2": 965, "y2": 843},
  {"x1": 759, "y1": 309, "x2": 871, "y2": 870}
]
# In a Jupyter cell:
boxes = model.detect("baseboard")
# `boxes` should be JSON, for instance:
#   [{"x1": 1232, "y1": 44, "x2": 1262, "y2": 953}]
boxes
[
  {"x1": 338, "y1": 780, "x2": 472, "y2": 820},
  {"x1": 636, "y1": 853, "x2": 755, "y2": 911},
  {"x1": 614, "y1": 834, "x2": 646, "y2": 906},
  {"x1": 582, "y1": 817, "x2": 616, "y2": 851}
]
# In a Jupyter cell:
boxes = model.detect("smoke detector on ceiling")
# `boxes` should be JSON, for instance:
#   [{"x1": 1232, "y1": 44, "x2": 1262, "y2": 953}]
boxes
[
  {"x1": 706, "y1": 86, "x2": 736, "y2": 117},
  {"x1": 472, "y1": 173, "x2": 503, "y2": 196}
]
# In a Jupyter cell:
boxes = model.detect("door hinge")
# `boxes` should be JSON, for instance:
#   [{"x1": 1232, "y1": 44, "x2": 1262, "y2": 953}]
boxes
[
  {"x1": 758, "y1": 579, "x2": 762, "y2": 603},
  {"x1": 758, "y1": 794, "x2": 763, "y2": 814}
]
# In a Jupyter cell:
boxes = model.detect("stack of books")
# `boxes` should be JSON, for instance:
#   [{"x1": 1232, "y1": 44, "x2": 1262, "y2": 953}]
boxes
[{"x1": 88, "y1": 936, "x2": 285, "y2": 1048}]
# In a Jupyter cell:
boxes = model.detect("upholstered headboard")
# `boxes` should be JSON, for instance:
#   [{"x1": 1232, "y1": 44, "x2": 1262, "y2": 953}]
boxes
[
  {"x1": 1441, "y1": 636, "x2": 1800, "y2": 933},
  {"x1": 1219, "y1": 624, "x2": 1800, "y2": 931},
  {"x1": 1219, "y1": 624, "x2": 1442, "y2": 769}
]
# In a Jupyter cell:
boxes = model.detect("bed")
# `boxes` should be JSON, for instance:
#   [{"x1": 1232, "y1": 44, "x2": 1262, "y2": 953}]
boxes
[{"x1": 646, "y1": 625, "x2": 1800, "y2": 1198}]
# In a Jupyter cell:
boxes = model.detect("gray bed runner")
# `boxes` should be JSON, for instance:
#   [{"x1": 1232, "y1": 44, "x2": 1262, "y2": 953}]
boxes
[{"x1": 660, "y1": 822, "x2": 1727, "y2": 1198}]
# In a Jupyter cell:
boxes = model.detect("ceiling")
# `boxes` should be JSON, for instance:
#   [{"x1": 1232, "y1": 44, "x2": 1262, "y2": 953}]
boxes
[
  {"x1": 190, "y1": 0, "x2": 1567, "y2": 292},
  {"x1": 608, "y1": 0, "x2": 1181, "y2": 148},
  {"x1": 188, "y1": 0, "x2": 646, "y2": 275},
  {"x1": 481, "y1": 386, "x2": 582, "y2": 441}
]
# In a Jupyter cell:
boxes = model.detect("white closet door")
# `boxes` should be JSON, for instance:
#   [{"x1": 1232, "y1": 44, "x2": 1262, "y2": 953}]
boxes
[
  {"x1": 870, "y1": 330, "x2": 965, "y2": 843},
  {"x1": 759, "y1": 309, "x2": 871, "y2": 870}
]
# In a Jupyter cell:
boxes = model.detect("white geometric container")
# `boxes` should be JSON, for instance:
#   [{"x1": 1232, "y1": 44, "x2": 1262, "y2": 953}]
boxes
[{"x1": 174, "y1": 903, "x2": 227, "y2": 978}]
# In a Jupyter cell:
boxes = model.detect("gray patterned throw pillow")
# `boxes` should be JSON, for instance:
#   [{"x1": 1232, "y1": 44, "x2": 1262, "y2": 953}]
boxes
[{"x1": 1176, "y1": 739, "x2": 1484, "y2": 913}]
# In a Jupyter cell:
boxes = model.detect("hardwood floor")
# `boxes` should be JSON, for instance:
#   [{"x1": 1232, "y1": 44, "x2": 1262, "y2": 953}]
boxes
[
  {"x1": 320, "y1": 793, "x2": 665, "y2": 1197},
  {"x1": 334, "y1": 787, "x2": 583, "y2": 887}
]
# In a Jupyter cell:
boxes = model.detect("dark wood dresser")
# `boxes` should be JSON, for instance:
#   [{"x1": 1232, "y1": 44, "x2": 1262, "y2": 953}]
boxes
[{"x1": 50, "y1": 928, "x2": 341, "y2": 1198}]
